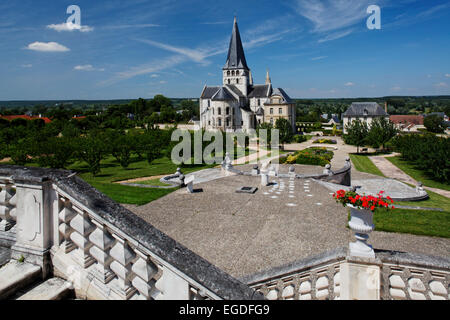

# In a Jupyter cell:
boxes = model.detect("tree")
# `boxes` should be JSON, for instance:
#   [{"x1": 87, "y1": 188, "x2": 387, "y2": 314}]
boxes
[
  {"x1": 36, "y1": 137, "x2": 75, "y2": 169},
  {"x1": 256, "y1": 123, "x2": 273, "y2": 146},
  {"x1": 424, "y1": 115, "x2": 445, "y2": 133},
  {"x1": 75, "y1": 133, "x2": 108, "y2": 176},
  {"x1": 366, "y1": 117, "x2": 398, "y2": 150},
  {"x1": 275, "y1": 118, "x2": 294, "y2": 149},
  {"x1": 344, "y1": 119, "x2": 368, "y2": 153}
]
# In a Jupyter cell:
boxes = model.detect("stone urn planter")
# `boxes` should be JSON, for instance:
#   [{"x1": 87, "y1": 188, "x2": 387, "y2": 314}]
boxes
[
  {"x1": 347, "y1": 204, "x2": 375, "y2": 259},
  {"x1": 333, "y1": 189, "x2": 395, "y2": 260}
]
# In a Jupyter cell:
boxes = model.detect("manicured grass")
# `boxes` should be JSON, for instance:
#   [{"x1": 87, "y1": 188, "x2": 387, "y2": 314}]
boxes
[
  {"x1": 349, "y1": 154, "x2": 385, "y2": 177},
  {"x1": 372, "y1": 208, "x2": 450, "y2": 238},
  {"x1": 72, "y1": 156, "x2": 216, "y2": 205},
  {"x1": 386, "y1": 156, "x2": 450, "y2": 191},
  {"x1": 398, "y1": 189, "x2": 450, "y2": 210},
  {"x1": 88, "y1": 181, "x2": 178, "y2": 206}
]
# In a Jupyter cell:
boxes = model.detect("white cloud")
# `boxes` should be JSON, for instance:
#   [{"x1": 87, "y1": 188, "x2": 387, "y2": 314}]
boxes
[
  {"x1": 318, "y1": 29, "x2": 354, "y2": 43},
  {"x1": 310, "y1": 56, "x2": 327, "y2": 61},
  {"x1": 26, "y1": 42, "x2": 70, "y2": 52},
  {"x1": 391, "y1": 86, "x2": 402, "y2": 91},
  {"x1": 150, "y1": 74, "x2": 159, "y2": 78},
  {"x1": 74, "y1": 65, "x2": 105, "y2": 72},
  {"x1": 159, "y1": 80, "x2": 167, "y2": 84},
  {"x1": 445, "y1": 74, "x2": 450, "y2": 78},
  {"x1": 294, "y1": 0, "x2": 375, "y2": 33},
  {"x1": 344, "y1": 82, "x2": 355, "y2": 87},
  {"x1": 21, "y1": 64, "x2": 32, "y2": 68},
  {"x1": 435, "y1": 82, "x2": 448, "y2": 88},
  {"x1": 47, "y1": 22, "x2": 93, "y2": 32}
]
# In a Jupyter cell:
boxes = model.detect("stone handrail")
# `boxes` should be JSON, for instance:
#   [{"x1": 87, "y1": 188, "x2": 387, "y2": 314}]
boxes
[
  {"x1": 241, "y1": 248, "x2": 346, "y2": 300},
  {"x1": 0, "y1": 165, "x2": 262, "y2": 300},
  {"x1": 242, "y1": 247, "x2": 450, "y2": 300}
]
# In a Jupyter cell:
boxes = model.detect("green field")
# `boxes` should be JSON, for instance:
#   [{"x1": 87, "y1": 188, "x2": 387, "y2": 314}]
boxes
[
  {"x1": 372, "y1": 208, "x2": 450, "y2": 238},
  {"x1": 386, "y1": 156, "x2": 450, "y2": 191},
  {"x1": 349, "y1": 154, "x2": 385, "y2": 177}
]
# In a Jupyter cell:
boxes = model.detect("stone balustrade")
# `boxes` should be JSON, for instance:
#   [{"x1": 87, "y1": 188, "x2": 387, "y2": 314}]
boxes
[
  {"x1": 0, "y1": 165, "x2": 262, "y2": 300},
  {"x1": 242, "y1": 248, "x2": 450, "y2": 301}
]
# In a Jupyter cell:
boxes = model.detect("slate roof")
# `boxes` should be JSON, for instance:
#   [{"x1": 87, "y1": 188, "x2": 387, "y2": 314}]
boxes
[
  {"x1": 223, "y1": 18, "x2": 249, "y2": 70},
  {"x1": 248, "y1": 85, "x2": 272, "y2": 98},
  {"x1": 225, "y1": 85, "x2": 245, "y2": 98},
  {"x1": 256, "y1": 107, "x2": 264, "y2": 116},
  {"x1": 201, "y1": 86, "x2": 221, "y2": 99},
  {"x1": 271, "y1": 88, "x2": 293, "y2": 104},
  {"x1": 342, "y1": 102, "x2": 388, "y2": 117},
  {"x1": 211, "y1": 87, "x2": 236, "y2": 101}
]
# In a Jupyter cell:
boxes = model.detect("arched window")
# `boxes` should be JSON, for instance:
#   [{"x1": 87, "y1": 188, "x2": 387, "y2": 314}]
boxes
[
  {"x1": 228, "y1": 79, "x2": 231, "y2": 84},
  {"x1": 227, "y1": 71, "x2": 230, "y2": 76},
  {"x1": 218, "y1": 107, "x2": 221, "y2": 115},
  {"x1": 226, "y1": 118, "x2": 230, "y2": 127},
  {"x1": 270, "y1": 118, "x2": 274, "y2": 125},
  {"x1": 218, "y1": 118, "x2": 222, "y2": 126},
  {"x1": 236, "y1": 79, "x2": 239, "y2": 84},
  {"x1": 231, "y1": 71, "x2": 235, "y2": 76},
  {"x1": 226, "y1": 107, "x2": 230, "y2": 115},
  {"x1": 257, "y1": 99, "x2": 260, "y2": 106}
]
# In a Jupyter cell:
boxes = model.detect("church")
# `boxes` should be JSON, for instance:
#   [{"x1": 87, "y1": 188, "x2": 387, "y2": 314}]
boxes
[{"x1": 200, "y1": 18, "x2": 296, "y2": 132}]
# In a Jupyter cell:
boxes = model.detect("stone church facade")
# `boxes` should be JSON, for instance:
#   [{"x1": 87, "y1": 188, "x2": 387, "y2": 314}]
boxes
[{"x1": 200, "y1": 18, "x2": 296, "y2": 132}]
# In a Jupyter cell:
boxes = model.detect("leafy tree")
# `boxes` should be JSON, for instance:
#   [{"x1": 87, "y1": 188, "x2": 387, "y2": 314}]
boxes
[
  {"x1": 111, "y1": 134, "x2": 133, "y2": 169},
  {"x1": 9, "y1": 139, "x2": 31, "y2": 165},
  {"x1": 75, "y1": 133, "x2": 108, "y2": 176},
  {"x1": 366, "y1": 117, "x2": 398, "y2": 150},
  {"x1": 275, "y1": 118, "x2": 294, "y2": 149},
  {"x1": 256, "y1": 123, "x2": 273, "y2": 146},
  {"x1": 36, "y1": 137, "x2": 75, "y2": 169},
  {"x1": 344, "y1": 119, "x2": 368, "y2": 153},
  {"x1": 424, "y1": 115, "x2": 445, "y2": 133}
]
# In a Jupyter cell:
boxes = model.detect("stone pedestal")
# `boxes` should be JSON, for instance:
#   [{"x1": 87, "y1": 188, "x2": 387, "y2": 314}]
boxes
[
  {"x1": 348, "y1": 205, "x2": 375, "y2": 259},
  {"x1": 261, "y1": 173, "x2": 269, "y2": 186},
  {"x1": 340, "y1": 261, "x2": 380, "y2": 300},
  {"x1": 11, "y1": 180, "x2": 54, "y2": 278}
]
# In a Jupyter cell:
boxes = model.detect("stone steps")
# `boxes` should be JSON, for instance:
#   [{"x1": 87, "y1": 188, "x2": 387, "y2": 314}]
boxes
[
  {"x1": 0, "y1": 261, "x2": 42, "y2": 299},
  {"x1": 17, "y1": 277, "x2": 74, "y2": 300}
]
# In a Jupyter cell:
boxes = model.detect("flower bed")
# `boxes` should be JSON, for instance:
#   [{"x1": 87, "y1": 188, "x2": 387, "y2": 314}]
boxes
[
  {"x1": 313, "y1": 138, "x2": 337, "y2": 144},
  {"x1": 281, "y1": 147, "x2": 334, "y2": 167}
]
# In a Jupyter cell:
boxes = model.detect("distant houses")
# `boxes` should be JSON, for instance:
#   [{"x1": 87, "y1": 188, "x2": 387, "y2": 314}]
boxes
[
  {"x1": 342, "y1": 102, "x2": 389, "y2": 134},
  {"x1": 390, "y1": 115, "x2": 425, "y2": 132}
]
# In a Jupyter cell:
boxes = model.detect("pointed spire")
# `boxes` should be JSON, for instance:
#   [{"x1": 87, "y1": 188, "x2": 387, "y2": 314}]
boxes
[
  {"x1": 265, "y1": 69, "x2": 271, "y2": 85},
  {"x1": 223, "y1": 17, "x2": 249, "y2": 70}
]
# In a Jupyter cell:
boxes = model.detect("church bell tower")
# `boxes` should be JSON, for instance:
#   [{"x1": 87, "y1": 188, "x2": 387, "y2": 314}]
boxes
[{"x1": 222, "y1": 17, "x2": 250, "y2": 96}]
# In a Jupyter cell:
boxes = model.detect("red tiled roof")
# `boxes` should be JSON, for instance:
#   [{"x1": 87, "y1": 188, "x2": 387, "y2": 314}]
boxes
[
  {"x1": 390, "y1": 115, "x2": 424, "y2": 125},
  {"x1": 0, "y1": 115, "x2": 52, "y2": 124}
]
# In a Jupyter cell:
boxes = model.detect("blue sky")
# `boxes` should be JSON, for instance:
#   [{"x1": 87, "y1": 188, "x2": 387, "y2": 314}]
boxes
[{"x1": 0, "y1": 0, "x2": 449, "y2": 100}]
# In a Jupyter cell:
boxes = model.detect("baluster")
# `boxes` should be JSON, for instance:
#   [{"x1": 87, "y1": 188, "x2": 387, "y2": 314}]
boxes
[
  {"x1": 69, "y1": 207, "x2": 95, "y2": 268},
  {"x1": 131, "y1": 249, "x2": 160, "y2": 299},
  {"x1": 0, "y1": 182, "x2": 16, "y2": 231},
  {"x1": 58, "y1": 198, "x2": 76, "y2": 253},
  {"x1": 109, "y1": 235, "x2": 136, "y2": 299},
  {"x1": 89, "y1": 221, "x2": 115, "y2": 284}
]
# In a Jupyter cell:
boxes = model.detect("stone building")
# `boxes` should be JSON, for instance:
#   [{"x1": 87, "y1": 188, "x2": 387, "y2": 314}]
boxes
[
  {"x1": 342, "y1": 102, "x2": 389, "y2": 134},
  {"x1": 199, "y1": 17, "x2": 296, "y2": 132}
]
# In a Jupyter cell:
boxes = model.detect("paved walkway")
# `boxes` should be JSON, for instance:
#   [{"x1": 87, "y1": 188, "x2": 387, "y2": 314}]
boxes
[{"x1": 369, "y1": 156, "x2": 450, "y2": 198}]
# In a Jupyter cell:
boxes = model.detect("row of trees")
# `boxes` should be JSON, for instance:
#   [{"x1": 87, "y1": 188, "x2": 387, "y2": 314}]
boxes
[
  {"x1": 343, "y1": 118, "x2": 398, "y2": 153},
  {"x1": 392, "y1": 134, "x2": 449, "y2": 182}
]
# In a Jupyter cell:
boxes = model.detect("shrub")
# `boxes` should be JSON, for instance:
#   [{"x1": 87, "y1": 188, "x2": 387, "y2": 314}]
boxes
[{"x1": 281, "y1": 147, "x2": 334, "y2": 167}]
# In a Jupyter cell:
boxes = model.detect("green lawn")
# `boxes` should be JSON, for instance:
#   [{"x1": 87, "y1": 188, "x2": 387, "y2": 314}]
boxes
[
  {"x1": 349, "y1": 154, "x2": 385, "y2": 177},
  {"x1": 397, "y1": 189, "x2": 450, "y2": 210},
  {"x1": 386, "y1": 156, "x2": 450, "y2": 191},
  {"x1": 372, "y1": 208, "x2": 450, "y2": 238},
  {"x1": 136, "y1": 178, "x2": 172, "y2": 187}
]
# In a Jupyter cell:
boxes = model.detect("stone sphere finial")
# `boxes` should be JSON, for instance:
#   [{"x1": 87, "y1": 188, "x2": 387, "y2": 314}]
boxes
[{"x1": 326, "y1": 164, "x2": 331, "y2": 169}]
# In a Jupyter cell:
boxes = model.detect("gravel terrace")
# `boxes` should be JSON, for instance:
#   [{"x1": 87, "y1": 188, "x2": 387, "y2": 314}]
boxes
[{"x1": 124, "y1": 164, "x2": 450, "y2": 279}]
